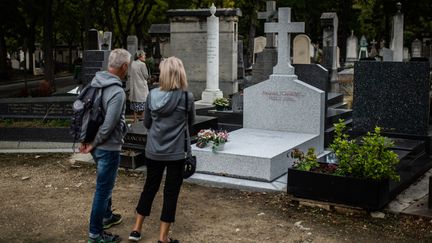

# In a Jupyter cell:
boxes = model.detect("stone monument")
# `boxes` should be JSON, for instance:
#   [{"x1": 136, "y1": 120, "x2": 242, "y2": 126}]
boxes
[
  {"x1": 192, "y1": 7, "x2": 325, "y2": 190},
  {"x1": 293, "y1": 34, "x2": 311, "y2": 64},
  {"x1": 320, "y1": 12, "x2": 338, "y2": 87},
  {"x1": 168, "y1": 7, "x2": 241, "y2": 98},
  {"x1": 390, "y1": 2, "x2": 404, "y2": 62},
  {"x1": 81, "y1": 29, "x2": 110, "y2": 86},
  {"x1": 358, "y1": 35, "x2": 368, "y2": 59},
  {"x1": 345, "y1": 30, "x2": 358, "y2": 66},
  {"x1": 127, "y1": 35, "x2": 138, "y2": 57},
  {"x1": 251, "y1": 1, "x2": 278, "y2": 84},
  {"x1": 411, "y1": 39, "x2": 422, "y2": 58},
  {"x1": 199, "y1": 3, "x2": 223, "y2": 104}
]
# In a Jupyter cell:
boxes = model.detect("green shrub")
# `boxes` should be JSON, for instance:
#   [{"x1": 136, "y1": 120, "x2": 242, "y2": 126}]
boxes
[
  {"x1": 213, "y1": 97, "x2": 230, "y2": 108},
  {"x1": 330, "y1": 119, "x2": 400, "y2": 181},
  {"x1": 291, "y1": 147, "x2": 319, "y2": 171}
]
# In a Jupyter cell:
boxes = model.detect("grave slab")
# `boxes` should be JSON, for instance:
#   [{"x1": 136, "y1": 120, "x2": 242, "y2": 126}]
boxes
[{"x1": 193, "y1": 128, "x2": 320, "y2": 181}]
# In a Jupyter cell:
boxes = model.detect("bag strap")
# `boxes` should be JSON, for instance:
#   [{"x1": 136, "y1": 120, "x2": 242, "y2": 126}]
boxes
[{"x1": 184, "y1": 91, "x2": 190, "y2": 157}]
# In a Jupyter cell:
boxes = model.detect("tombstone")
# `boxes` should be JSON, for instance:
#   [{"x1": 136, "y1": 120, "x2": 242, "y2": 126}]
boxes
[
  {"x1": 320, "y1": 12, "x2": 338, "y2": 84},
  {"x1": 251, "y1": 1, "x2": 278, "y2": 84},
  {"x1": 411, "y1": 39, "x2": 422, "y2": 58},
  {"x1": 293, "y1": 34, "x2": 311, "y2": 64},
  {"x1": 369, "y1": 39, "x2": 378, "y2": 58},
  {"x1": 193, "y1": 7, "x2": 324, "y2": 188},
  {"x1": 353, "y1": 61, "x2": 430, "y2": 136},
  {"x1": 80, "y1": 50, "x2": 111, "y2": 85},
  {"x1": 253, "y1": 36, "x2": 267, "y2": 62},
  {"x1": 168, "y1": 7, "x2": 240, "y2": 98},
  {"x1": 127, "y1": 35, "x2": 138, "y2": 57},
  {"x1": 390, "y1": 2, "x2": 404, "y2": 61},
  {"x1": 87, "y1": 29, "x2": 100, "y2": 50},
  {"x1": 251, "y1": 36, "x2": 277, "y2": 84},
  {"x1": 257, "y1": 1, "x2": 277, "y2": 48},
  {"x1": 345, "y1": 30, "x2": 358, "y2": 66},
  {"x1": 101, "y1": 32, "x2": 112, "y2": 51},
  {"x1": 11, "y1": 58, "x2": 19, "y2": 69},
  {"x1": 403, "y1": 47, "x2": 410, "y2": 61},
  {"x1": 358, "y1": 35, "x2": 368, "y2": 59},
  {"x1": 231, "y1": 92, "x2": 243, "y2": 112},
  {"x1": 380, "y1": 48, "x2": 394, "y2": 61}
]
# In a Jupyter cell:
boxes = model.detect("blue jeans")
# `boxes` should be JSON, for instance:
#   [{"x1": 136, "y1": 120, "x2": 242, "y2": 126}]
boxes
[{"x1": 89, "y1": 148, "x2": 120, "y2": 237}]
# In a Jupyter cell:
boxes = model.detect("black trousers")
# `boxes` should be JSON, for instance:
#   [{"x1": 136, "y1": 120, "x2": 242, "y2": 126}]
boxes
[{"x1": 136, "y1": 158, "x2": 184, "y2": 223}]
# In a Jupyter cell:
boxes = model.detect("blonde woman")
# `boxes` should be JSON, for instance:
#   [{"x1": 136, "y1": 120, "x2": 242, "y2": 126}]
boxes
[
  {"x1": 129, "y1": 50, "x2": 149, "y2": 122},
  {"x1": 129, "y1": 57, "x2": 195, "y2": 243}
]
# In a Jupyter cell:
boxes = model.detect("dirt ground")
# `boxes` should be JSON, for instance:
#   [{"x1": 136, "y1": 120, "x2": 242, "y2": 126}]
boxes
[{"x1": 1, "y1": 153, "x2": 432, "y2": 243}]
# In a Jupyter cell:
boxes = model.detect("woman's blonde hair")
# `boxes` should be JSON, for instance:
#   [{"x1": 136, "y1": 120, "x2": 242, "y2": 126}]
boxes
[{"x1": 159, "y1": 57, "x2": 188, "y2": 91}]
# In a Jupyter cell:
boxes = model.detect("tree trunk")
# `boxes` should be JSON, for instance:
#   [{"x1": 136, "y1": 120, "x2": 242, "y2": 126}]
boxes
[
  {"x1": 68, "y1": 41, "x2": 73, "y2": 71},
  {"x1": 0, "y1": 27, "x2": 8, "y2": 79},
  {"x1": 43, "y1": 0, "x2": 55, "y2": 91}
]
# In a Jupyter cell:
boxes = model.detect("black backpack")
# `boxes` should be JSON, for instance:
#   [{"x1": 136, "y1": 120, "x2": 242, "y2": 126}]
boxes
[{"x1": 70, "y1": 83, "x2": 120, "y2": 145}]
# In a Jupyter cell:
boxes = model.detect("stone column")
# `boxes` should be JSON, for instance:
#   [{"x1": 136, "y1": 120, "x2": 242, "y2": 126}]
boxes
[
  {"x1": 201, "y1": 3, "x2": 223, "y2": 104},
  {"x1": 390, "y1": 2, "x2": 404, "y2": 62}
]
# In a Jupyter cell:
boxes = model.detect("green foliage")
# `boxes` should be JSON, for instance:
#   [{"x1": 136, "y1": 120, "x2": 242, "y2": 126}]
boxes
[
  {"x1": 291, "y1": 147, "x2": 319, "y2": 172},
  {"x1": 213, "y1": 97, "x2": 230, "y2": 108},
  {"x1": 330, "y1": 119, "x2": 400, "y2": 181}
]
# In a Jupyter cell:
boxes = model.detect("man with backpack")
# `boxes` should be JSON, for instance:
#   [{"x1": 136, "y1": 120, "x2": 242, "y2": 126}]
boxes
[{"x1": 79, "y1": 48, "x2": 130, "y2": 243}]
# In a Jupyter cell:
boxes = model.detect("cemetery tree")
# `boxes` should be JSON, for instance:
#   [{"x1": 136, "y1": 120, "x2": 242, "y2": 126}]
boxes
[
  {"x1": 43, "y1": 0, "x2": 55, "y2": 90},
  {"x1": 113, "y1": 0, "x2": 159, "y2": 47},
  {"x1": 19, "y1": 0, "x2": 43, "y2": 76},
  {"x1": 55, "y1": 0, "x2": 83, "y2": 70},
  {"x1": 0, "y1": 0, "x2": 20, "y2": 79}
]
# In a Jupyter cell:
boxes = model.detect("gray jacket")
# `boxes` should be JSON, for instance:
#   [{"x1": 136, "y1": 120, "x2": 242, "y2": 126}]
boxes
[
  {"x1": 144, "y1": 88, "x2": 195, "y2": 161},
  {"x1": 90, "y1": 71, "x2": 127, "y2": 151}
]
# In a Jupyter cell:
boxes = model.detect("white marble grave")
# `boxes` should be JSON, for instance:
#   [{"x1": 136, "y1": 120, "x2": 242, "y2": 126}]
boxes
[{"x1": 192, "y1": 7, "x2": 325, "y2": 189}]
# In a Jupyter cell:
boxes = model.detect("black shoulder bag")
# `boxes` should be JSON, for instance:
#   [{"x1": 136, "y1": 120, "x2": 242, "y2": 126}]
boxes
[{"x1": 183, "y1": 91, "x2": 197, "y2": 179}]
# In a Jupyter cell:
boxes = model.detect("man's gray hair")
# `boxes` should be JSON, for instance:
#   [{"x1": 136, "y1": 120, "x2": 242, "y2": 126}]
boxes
[{"x1": 108, "y1": 49, "x2": 131, "y2": 68}]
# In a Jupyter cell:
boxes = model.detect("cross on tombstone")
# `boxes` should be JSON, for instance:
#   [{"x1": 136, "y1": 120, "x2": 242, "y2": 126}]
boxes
[
  {"x1": 258, "y1": 1, "x2": 277, "y2": 48},
  {"x1": 265, "y1": 7, "x2": 305, "y2": 75}
]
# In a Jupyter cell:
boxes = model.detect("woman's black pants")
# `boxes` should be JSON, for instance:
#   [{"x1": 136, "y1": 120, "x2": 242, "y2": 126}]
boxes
[{"x1": 135, "y1": 158, "x2": 184, "y2": 223}]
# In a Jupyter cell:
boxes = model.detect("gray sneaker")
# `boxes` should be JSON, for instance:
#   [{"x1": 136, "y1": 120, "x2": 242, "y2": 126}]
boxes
[
  {"x1": 103, "y1": 213, "x2": 123, "y2": 229},
  {"x1": 88, "y1": 231, "x2": 121, "y2": 243}
]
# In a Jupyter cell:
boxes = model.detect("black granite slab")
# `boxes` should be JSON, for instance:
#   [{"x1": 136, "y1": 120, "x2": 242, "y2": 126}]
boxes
[
  {"x1": 123, "y1": 115, "x2": 218, "y2": 150},
  {"x1": 80, "y1": 50, "x2": 110, "y2": 85},
  {"x1": 352, "y1": 61, "x2": 430, "y2": 136},
  {"x1": 293, "y1": 64, "x2": 329, "y2": 92},
  {"x1": 0, "y1": 96, "x2": 76, "y2": 119}
]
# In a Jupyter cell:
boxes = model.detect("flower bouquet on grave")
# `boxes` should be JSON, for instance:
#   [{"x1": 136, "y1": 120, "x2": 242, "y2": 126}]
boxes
[
  {"x1": 196, "y1": 129, "x2": 216, "y2": 148},
  {"x1": 196, "y1": 129, "x2": 229, "y2": 153},
  {"x1": 213, "y1": 97, "x2": 230, "y2": 111},
  {"x1": 211, "y1": 130, "x2": 229, "y2": 152}
]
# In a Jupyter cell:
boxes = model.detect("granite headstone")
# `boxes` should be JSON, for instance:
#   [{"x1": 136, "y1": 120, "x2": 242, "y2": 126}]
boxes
[{"x1": 353, "y1": 61, "x2": 430, "y2": 135}]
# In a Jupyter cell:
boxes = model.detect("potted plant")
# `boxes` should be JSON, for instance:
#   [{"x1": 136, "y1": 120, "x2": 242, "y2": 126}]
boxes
[
  {"x1": 213, "y1": 97, "x2": 230, "y2": 111},
  {"x1": 196, "y1": 129, "x2": 229, "y2": 153},
  {"x1": 288, "y1": 119, "x2": 400, "y2": 210}
]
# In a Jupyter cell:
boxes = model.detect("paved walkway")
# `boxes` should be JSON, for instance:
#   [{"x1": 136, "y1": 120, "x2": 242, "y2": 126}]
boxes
[{"x1": 1, "y1": 140, "x2": 431, "y2": 218}]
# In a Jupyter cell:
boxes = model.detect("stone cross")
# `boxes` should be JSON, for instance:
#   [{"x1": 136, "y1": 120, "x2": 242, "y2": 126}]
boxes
[
  {"x1": 265, "y1": 7, "x2": 304, "y2": 75},
  {"x1": 258, "y1": 1, "x2": 277, "y2": 48}
]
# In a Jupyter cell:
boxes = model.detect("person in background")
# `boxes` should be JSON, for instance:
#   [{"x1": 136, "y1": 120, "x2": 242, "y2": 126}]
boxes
[
  {"x1": 128, "y1": 57, "x2": 195, "y2": 243},
  {"x1": 129, "y1": 50, "x2": 149, "y2": 123},
  {"x1": 80, "y1": 48, "x2": 130, "y2": 243}
]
